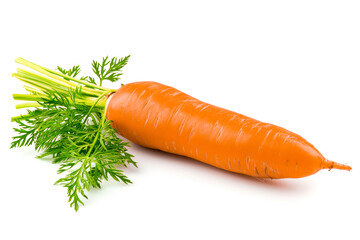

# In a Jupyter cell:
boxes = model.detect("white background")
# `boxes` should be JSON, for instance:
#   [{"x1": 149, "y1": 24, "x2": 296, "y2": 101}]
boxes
[{"x1": 1, "y1": 1, "x2": 359, "y2": 239}]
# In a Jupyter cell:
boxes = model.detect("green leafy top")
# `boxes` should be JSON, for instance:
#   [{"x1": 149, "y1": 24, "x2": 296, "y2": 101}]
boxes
[
  {"x1": 92, "y1": 55, "x2": 130, "y2": 86},
  {"x1": 11, "y1": 56, "x2": 136, "y2": 211},
  {"x1": 57, "y1": 65, "x2": 81, "y2": 78}
]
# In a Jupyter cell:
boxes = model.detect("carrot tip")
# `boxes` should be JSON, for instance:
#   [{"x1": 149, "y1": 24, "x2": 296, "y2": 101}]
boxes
[{"x1": 323, "y1": 159, "x2": 352, "y2": 171}]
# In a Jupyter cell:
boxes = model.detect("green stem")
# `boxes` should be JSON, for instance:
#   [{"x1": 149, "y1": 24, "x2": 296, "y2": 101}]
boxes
[
  {"x1": 13, "y1": 74, "x2": 60, "y2": 94},
  {"x1": 17, "y1": 67, "x2": 76, "y2": 89},
  {"x1": 13, "y1": 87, "x2": 107, "y2": 109},
  {"x1": 16, "y1": 102, "x2": 42, "y2": 109},
  {"x1": 13, "y1": 93, "x2": 46, "y2": 101},
  {"x1": 85, "y1": 97, "x2": 110, "y2": 157},
  {"x1": 15, "y1": 58, "x2": 115, "y2": 92},
  {"x1": 23, "y1": 85, "x2": 43, "y2": 94},
  {"x1": 83, "y1": 91, "x2": 110, "y2": 124},
  {"x1": 14, "y1": 70, "x2": 103, "y2": 97}
]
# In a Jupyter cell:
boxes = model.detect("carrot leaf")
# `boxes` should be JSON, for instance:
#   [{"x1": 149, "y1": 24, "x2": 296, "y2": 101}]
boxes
[
  {"x1": 11, "y1": 57, "x2": 135, "y2": 211},
  {"x1": 92, "y1": 55, "x2": 130, "y2": 86}
]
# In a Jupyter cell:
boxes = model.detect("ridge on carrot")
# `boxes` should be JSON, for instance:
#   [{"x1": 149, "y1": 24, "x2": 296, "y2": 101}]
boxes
[{"x1": 11, "y1": 56, "x2": 352, "y2": 211}]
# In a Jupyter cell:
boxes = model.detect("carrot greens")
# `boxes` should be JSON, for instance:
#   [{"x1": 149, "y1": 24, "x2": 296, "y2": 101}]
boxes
[{"x1": 11, "y1": 56, "x2": 136, "y2": 211}]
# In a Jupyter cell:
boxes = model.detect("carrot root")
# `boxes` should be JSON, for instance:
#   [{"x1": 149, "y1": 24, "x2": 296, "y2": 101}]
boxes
[
  {"x1": 107, "y1": 81, "x2": 353, "y2": 178},
  {"x1": 322, "y1": 159, "x2": 352, "y2": 171}
]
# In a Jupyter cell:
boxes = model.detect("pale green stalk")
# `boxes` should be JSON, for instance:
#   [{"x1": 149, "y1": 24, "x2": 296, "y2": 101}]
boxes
[
  {"x1": 15, "y1": 58, "x2": 115, "y2": 92},
  {"x1": 15, "y1": 102, "x2": 42, "y2": 109}
]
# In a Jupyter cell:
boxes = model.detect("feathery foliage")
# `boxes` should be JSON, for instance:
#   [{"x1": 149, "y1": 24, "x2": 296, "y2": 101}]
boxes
[
  {"x1": 92, "y1": 55, "x2": 131, "y2": 86},
  {"x1": 11, "y1": 56, "x2": 135, "y2": 211}
]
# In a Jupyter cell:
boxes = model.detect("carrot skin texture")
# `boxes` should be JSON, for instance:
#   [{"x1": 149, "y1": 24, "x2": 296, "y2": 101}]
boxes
[{"x1": 106, "y1": 81, "x2": 351, "y2": 179}]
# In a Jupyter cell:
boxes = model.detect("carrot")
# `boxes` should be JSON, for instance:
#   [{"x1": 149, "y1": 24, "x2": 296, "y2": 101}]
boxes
[
  {"x1": 107, "y1": 81, "x2": 351, "y2": 179},
  {"x1": 11, "y1": 57, "x2": 351, "y2": 211}
]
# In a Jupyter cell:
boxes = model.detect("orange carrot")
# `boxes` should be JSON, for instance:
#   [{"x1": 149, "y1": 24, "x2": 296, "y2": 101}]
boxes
[
  {"x1": 12, "y1": 57, "x2": 352, "y2": 210},
  {"x1": 107, "y1": 81, "x2": 351, "y2": 178}
]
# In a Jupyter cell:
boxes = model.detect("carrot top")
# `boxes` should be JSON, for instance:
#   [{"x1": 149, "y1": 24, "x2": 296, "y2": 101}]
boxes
[{"x1": 11, "y1": 56, "x2": 136, "y2": 211}]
